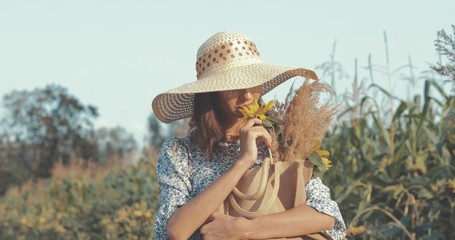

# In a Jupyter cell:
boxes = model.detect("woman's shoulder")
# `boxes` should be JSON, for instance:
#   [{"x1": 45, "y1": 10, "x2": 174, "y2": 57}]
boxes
[
  {"x1": 159, "y1": 135, "x2": 194, "y2": 156},
  {"x1": 156, "y1": 136, "x2": 195, "y2": 171}
]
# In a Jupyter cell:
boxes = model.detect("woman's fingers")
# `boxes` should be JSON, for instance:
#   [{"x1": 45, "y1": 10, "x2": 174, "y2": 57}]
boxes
[
  {"x1": 240, "y1": 117, "x2": 263, "y2": 129},
  {"x1": 241, "y1": 119, "x2": 272, "y2": 147},
  {"x1": 238, "y1": 118, "x2": 272, "y2": 165},
  {"x1": 247, "y1": 126, "x2": 272, "y2": 147},
  {"x1": 240, "y1": 118, "x2": 266, "y2": 134}
]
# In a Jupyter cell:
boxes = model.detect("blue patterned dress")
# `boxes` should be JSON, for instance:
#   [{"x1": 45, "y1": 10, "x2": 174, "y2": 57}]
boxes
[{"x1": 153, "y1": 136, "x2": 346, "y2": 240}]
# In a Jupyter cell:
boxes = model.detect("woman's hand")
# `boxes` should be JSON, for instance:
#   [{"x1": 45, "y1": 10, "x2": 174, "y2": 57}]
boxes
[
  {"x1": 238, "y1": 118, "x2": 272, "y2": 166},
  {"x1": 200, "y1": 212, "x2": 248, "y2": 240}
]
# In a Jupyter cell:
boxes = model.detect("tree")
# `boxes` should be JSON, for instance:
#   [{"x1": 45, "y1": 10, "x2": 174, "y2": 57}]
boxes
[
  {"x1": 95, "y1": 126, "x2": 137, "y2": 164},
  {"x1": 0, "y1": 84, "x2": 98, "y2": 180},
  {"x1": 147, "y1": 114, "x2": 188, "y2": 150},
  {"x1": 147, "y1": 114, "x2": 166, "y2": 149}
]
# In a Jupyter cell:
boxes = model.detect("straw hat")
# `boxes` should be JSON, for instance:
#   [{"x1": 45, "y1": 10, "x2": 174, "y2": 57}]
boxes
[{"x1": 152, "y1": 32, "x2": 318, "y2": 123}]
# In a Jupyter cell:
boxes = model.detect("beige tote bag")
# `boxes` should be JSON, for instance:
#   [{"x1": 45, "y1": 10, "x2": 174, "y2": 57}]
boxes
[{"x1": 219, "y1": 157, "x2": 331, "y2": 240}]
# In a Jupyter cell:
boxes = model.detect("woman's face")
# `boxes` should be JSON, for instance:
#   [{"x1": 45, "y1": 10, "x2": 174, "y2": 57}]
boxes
[{"x1": 215, "y1": 87, "x2": 262, "y2": 123}]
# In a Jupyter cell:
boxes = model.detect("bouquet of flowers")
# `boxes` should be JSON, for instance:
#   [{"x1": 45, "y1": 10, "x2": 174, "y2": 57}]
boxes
[{"x1": 240, "y1": 79, "x2": 338, "y2": 177}]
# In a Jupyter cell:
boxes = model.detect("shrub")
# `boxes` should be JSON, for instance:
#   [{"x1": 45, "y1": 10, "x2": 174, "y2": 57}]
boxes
[{"x1": 0, "y1": 158, "x2": 159, "y2": 240}]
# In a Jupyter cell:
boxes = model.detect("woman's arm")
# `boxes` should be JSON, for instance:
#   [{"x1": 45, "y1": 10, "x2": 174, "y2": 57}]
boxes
[
  {"x1": 167, "y1": 118, "x2": 272, "y2": 240},
  {"x1": 201, "y1": 204, "x2": 334, "y2": 239},
  {"x1": 201, "y1": 177, "x2": 346, "y2": 240},
  {"x1": 247, "y1": 204, "x2": 335, "y2": 238},
  {"x1": 167, "y1": 159, "x2": 252, "y2": 239},
  {"x1": 305, "y1": 178, "x2": 347, "y2": 239}
]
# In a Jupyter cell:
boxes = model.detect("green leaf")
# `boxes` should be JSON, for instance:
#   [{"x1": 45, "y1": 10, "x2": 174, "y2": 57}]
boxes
[
  {"x1": 372, "y1": 113, "x2": 390, "y2": 146},
  {"x1": 365, "y1": 175, "x2": 395, "y2": 187},
  {"x1": 368, "y1": 83, "x2": 401, "y2": 101},
  {"x1": 308, "y1": 152, "x2": 324, "y2": 170},
  {"x1": 267, "y1": 115, "x2": 283, "y2": 124},
  {"x1": 392, "y1": 101, "x2": 408, "y2": 123},
  {"x1": 263, "y1": 119, "x2": 274, "y2": 128},
  {"x1": 417, "y1": 188, "x2": 434, "y2": 199}
]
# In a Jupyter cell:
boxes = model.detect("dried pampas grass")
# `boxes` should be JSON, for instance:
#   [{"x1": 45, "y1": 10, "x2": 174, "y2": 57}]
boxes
[{"x1": 270, "y1": 79, "x2": 338, "y2": 162}]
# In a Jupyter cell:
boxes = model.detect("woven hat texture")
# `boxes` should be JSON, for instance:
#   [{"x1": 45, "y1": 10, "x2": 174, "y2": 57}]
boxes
[{"x1": 152, "y1": 32, "x2": 318, "y2": 123}]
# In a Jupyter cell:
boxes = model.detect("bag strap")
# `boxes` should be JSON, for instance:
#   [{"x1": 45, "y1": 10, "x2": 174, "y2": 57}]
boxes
[
  {"x1": 231, "y1": 156, "x2": 271, "y2": 200},
  {"x1": 228, "y1": 160, "x2": 281, "y2": 218},
  {"x1": 231, "y1": 149, "x2": 275, "y2": 200}
]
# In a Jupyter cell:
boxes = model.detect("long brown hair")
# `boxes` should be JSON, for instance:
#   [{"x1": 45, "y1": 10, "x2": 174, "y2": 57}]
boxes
[{"x1": 189, "y1": 92, "x2": 224, "y2": 160}]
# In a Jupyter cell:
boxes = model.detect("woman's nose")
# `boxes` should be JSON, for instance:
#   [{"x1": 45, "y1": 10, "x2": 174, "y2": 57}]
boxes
[
  {"x1": 239, "y1": 89, "x2": 255, "y2": 104},
  {"x1": 243, "y1": 90, "x2": 252, "y2": 100}
]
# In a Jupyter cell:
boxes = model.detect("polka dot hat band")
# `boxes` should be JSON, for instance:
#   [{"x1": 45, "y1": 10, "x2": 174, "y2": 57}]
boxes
[{"x1": 152, "y1": 32, "x2": 319, "y2": 123}]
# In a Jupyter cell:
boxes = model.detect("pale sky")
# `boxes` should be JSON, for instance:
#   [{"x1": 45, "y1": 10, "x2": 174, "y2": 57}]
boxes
[{"x1": 0, "y1": 0, "x2": 453, "y2": 145}]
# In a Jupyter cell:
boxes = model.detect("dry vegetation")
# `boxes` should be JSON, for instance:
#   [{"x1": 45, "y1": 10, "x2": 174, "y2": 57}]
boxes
[{"x1": 0, "y1": 26, "x2": 454, "y2": 239}]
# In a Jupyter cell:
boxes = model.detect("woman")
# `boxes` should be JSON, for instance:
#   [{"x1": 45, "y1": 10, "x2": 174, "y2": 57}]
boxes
[{"x1": 152, "y1": 32, "x2": 346, "y2": 240}]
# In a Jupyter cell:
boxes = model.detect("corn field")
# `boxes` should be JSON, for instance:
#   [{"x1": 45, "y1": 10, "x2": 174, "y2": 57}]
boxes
[
  {"x1": 323, "y1": 80, "x2": 454, "y2": 239},
  {"x1": 0, "y1": 27, "x2": 454, "y2": 239}
]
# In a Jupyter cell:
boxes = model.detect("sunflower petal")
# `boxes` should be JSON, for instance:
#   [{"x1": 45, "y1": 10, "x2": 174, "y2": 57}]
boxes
[
  {"x1": 264, "y1": 100, "x2": 276, "y2": 112},
  {"x1": 239, "y1": 108, "x2": 252, "y2": 118},
  {"x1": 321, "y1": 157, "x2": 332, "y2": 170},
  {"x1": 239, "y1": 98, "x2": 276, "y2": 121},
  {"x1": 258, "y1": 114, "x2": 267, "y2": 120},
  {"x1": 315, "y1": 150, "x2": 330, "y2": 157}
]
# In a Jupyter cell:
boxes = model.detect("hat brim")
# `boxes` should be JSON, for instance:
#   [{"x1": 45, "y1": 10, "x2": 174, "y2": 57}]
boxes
[{"x1": 152, "y1": 62, "x2": 318, "y2": 123}]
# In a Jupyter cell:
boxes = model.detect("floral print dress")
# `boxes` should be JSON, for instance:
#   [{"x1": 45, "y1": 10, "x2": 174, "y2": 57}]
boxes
[{"x1": 153, "y1": 136, "x2": 346, "y2": 240}]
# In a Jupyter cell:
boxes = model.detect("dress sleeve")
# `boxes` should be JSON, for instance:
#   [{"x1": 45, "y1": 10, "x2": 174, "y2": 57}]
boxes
[
  {"x1": 306, "y1": 178, "x2": 346, "y2": 240},
  {"x1": 153, "y1": 137, "x2": 192, "y2": 240}
]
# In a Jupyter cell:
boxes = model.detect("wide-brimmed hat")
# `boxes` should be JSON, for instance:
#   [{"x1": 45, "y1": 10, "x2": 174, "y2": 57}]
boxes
[{"x1": 152, "y1": 32, "x2": 318, "y2": 123}]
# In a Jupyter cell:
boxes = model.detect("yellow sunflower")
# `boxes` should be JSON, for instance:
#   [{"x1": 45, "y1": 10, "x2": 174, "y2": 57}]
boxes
[
  {"x1": 314, "y1": 149, "x2": 332, "y2": 171},
  {"x1": 239, "y1": 98, "x2": 275, "y2": 120}
]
